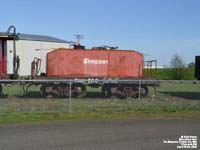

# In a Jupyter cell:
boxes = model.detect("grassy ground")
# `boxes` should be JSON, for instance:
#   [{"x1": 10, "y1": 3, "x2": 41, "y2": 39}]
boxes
[
  {"x1": 144, "y1": 68, "x2": 195, "y2": 80},
  {"x1": 1, "y1": 111, "x2": 200, "y2": 125},
  {"x1": 0, "y1": 82, "x2": 200, "y2": 124}
]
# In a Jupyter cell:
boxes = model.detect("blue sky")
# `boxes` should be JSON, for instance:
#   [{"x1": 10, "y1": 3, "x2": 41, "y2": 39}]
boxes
[{"x1": 1, "y1": 0, "x2": 200, "y2": 66}]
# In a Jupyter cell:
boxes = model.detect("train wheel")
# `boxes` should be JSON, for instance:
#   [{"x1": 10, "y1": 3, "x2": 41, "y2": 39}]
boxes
[
  {"x1": 40, "y1": 84, "x2": 55, "y2": 97},
  {"x1": 102, "y1": 85, "x2": 112, "y2": 98},
  {"x1": 101, "y1": 85, "x2": 106, "y2": 97},
  {"x1": 72, "y1": 84, "x2": 87, "y2": 98},
  {"x1": 130, "y1": 85, "x2": 149, "y2": 98},
  {"x1": 140, "y1": 85, "x2": 148, "y2": 97},
  {"x1": 56, "y1": 84, "x2": 70, "y2": 97},
  {"x1": 103, "y1": 85, "x2": 114, "y2": 98},
  {"x1": 103, "y1": 85, "x2": 133, "y2": 98},
  {"x1": 102, "y1": 84, "x2": 148, "y2": 99},
  {"x1": 120, "y1": 85, "x2": 138, "y2": 98}
]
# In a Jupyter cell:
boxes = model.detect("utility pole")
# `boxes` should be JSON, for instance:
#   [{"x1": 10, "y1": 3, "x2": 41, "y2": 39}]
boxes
[{"x1": 75, "y1": 34, "x2": 84, "y2": 45}]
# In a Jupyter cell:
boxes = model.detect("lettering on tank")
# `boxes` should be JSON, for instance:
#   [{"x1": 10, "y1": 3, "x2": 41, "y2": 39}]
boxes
[{"x1": 83, "y1": 58, "x2": 108, "y2": 65}]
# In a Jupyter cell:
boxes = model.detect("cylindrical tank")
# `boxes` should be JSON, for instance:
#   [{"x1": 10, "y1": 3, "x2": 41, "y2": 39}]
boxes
[{"x1": 47, "y1": 48, "x2": 144, "y2": 78}]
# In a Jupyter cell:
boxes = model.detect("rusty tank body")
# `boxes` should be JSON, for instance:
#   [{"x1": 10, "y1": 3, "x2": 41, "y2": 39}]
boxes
[{"x1": 47, "y1": 48, "x2": 144, "y2": 78}]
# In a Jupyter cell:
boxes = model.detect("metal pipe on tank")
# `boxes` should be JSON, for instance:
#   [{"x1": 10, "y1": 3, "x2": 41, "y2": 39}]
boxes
[{"x1": 7, "y1": 25, "x2": 16, "y2": 34}]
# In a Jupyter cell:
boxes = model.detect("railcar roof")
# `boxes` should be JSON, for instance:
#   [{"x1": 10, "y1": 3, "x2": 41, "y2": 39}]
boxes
[
  {"x1": 18, "y1": 33, "x2": 69, "y2": 43},
  {"x1": 0, "y1": 32, "x2": 69, "y2": 43}
]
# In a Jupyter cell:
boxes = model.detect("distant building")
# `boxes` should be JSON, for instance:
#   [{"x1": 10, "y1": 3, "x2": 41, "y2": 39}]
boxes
[
  {"x1": 0, "y1": 32, "x2": 70, "y2": 77},
  {"x1": 144, "y1": 66, "x2": 164, "y2": 69}
]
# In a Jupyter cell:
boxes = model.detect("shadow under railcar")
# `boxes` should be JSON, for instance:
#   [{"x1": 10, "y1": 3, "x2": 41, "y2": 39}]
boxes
[{"x1": 159, "y1": 91, "x2": 200, "y2": 100}]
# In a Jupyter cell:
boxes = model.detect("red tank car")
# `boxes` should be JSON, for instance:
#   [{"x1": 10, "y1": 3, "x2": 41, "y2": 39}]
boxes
[{"x1": 47, "y1": 48, "x2": 144, "y2": 78}]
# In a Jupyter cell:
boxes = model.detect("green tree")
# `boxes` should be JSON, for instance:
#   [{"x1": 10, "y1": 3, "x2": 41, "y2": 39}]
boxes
[
  {"x1": 169, "y1": 54, "x2": 185, "y2": 80},
  {"x1": 187, "y1": 62, "x2": 195, "y2": 68}
]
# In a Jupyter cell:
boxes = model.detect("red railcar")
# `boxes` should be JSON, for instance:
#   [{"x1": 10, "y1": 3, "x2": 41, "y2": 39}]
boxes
[{"x1": 42, "y1": 48, "x2": 151, "y2": 98}]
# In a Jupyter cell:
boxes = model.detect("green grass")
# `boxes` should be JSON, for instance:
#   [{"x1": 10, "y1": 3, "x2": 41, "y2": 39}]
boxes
[
  {"x1": 1, "y1": 111, "x2": 200, "y2": 125},
  {"x1": 148, "y1": 82, "x2": 200, "y2": 99},
  {"x1": 0, "y1": 82, "x2": 200, "y2": 124},
  {"x1": 0, "y1": 98, "x2": 200, "y2": 124},
  {"x1": 144, "y1": 68, "x2": 195, "y2": 80}
]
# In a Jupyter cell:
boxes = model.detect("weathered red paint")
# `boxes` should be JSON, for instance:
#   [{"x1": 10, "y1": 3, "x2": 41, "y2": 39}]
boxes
[{"x1": 47, "y1": 48, "x2": 144, "y2": 78}]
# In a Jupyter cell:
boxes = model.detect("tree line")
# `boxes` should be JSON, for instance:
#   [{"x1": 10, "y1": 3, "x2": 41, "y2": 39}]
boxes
[{"x1": 145, "y1": 54, "x2": 195, "y2": 80}]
